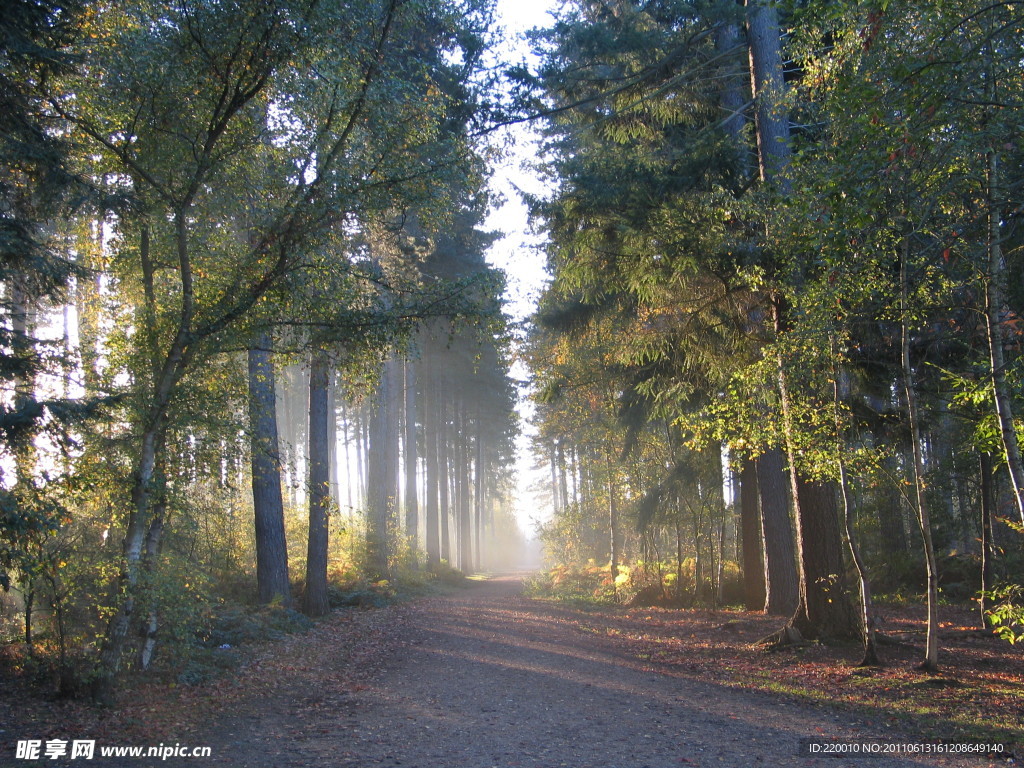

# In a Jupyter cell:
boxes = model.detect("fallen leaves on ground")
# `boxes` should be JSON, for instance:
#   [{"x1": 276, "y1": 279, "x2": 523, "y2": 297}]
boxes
[{"x1": 1, "y1": 595, "x2": 1021, "y2": 761}]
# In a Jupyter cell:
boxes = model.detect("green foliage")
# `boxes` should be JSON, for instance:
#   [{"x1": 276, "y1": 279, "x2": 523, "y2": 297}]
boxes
[
  {"x1": 525, "y1": 561, "x2": 624, "y2": 603},
  {"x1": 982, "y1": 584, "x2": 1024, "y2": 645}
]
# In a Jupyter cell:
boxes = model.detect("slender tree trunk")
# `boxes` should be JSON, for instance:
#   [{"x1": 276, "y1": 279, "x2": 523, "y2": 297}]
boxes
[
  {"x1": 832, "y1": 357, "x2": 879, "y2": 665},
  {"x1": 385, "y1": 358, "x2": 401, "y2": 535},
  {"x1": 455, "y1": 403, "x2": 471, "y2": 571},
  {"x1": 900, "y1": 243, "x2": 940, "y2": 671},
  {"x1": 979, "y1": 451, "x2": 995, "y2": 630},
  {"x1": 355, "y1": 401, "x2": 367, "y2": 511},
  {"x1": 550, "y1": 441, "x2": 561, "y2": 514},
  {"x1": 572, "y1": 447, "x2": 582, "y2": 507},
  {"x1": 557, "y1": 440, "x2": 569, "y2": 514},
  {"x1": 423, "y1": 359, "x2": 440, "y2": 567},
  {"x1": 404, "y1": 357, "x2": 419, "y2": 555},
  {"x1": 342, "y1": 400, "x2": 354, "y2": 520},
  {"x1": 474, "y1": 415, "x2": 484, "y2": 572},
  {"x1": 366, "y1": 364, "x2": 393, "y2": 579},
  {"x1": 302, "y1": 351, "x2": 331, "y2": 617},
  {"x1": 24, "y1": 587, "x2": 34, "y2": 649},
  {"x1": 674, "y1": 516, "x2": 685, "y2": 604},
  {"x1": 691, "y1": 505, "x2": 703, "y2": 602},
  {"x1": 438, "y1": 390, "x2": 451, "y2": 565},
  {"x1": 328, "y1": 372, "x2": 340, "y2": 512},
  {"x1": 606, "y1": 452, "x2": 619, "y2": 595},
  {"x1": 97, "y1": 225, "x2": 170, "y2": 692},
  {"x1": 247, "y1": 333, "x2": 291, "y2": 606}
]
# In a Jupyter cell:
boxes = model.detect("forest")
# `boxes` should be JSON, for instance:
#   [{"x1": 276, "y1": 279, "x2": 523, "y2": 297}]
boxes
[
  {"x1": 524, "y1": 0, "x2": 1024, "y2": 670},
  {"x1": 1, "y1": 0, "x2": 521, "y2": 704},
  {"x1": 1, "y1": 0, "x2": 1023, "y2": 750}
]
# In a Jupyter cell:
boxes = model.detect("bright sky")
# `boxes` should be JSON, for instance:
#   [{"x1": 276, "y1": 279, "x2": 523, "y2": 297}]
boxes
[
  {"x1": 483, "y1": 0, "x2": 556, "y2": 324},
  {"x1": 483, "y1": 0, "x2": 559, "y2": 538}
]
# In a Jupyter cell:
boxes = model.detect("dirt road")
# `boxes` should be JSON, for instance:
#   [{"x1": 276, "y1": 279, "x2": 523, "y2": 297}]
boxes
[{"x1": 186, "y1": 575, "x2": 1001, "y2": 768}]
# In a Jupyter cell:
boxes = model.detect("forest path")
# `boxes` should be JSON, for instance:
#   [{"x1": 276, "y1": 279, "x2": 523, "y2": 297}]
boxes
[{"x1": 195, "y1": 576, "x2": 990, "y2": 768}]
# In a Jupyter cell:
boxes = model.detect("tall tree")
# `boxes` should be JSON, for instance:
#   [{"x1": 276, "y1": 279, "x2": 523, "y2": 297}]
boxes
[
  {"x1": 302, "y1": 350, "x2": 331, "y2": 617},
  {"x1": 247, "y1": 332, "x2": 291, "y2": 606}
]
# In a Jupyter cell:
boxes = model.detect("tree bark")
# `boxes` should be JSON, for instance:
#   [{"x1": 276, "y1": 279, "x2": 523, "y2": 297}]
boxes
[
  {"x1": 455, "y1": 402, "x2": 471, "y2": 571},
  {"x1": 832, "y1": 361, "x2": 879, "y2": 665},
  {"x1": 438, "y1": 389, "x2": 452, "y2": 565},
  {"x1": 788, "y1": 477, "x2": 859, "y2": 640},
  {"x1": 606, "y1": 452, "x2": 619, "y2": 595},
  {"x1": 978, "y1": 451, "x2": 995, "y2": 630},
  {"x1": 474, "y1": 413, "x2": 484, "y2": 571},
  {"x1": 739, "y1": 458, "x2": 767, "y2": 611},
  {"x1": 302, "y1": 350, "x2": 331, "y2": 617},
  {"x1": 385, "y1": 358, "x2": 402, "y2": 532},
  {"x1": 746, "y1": 0, "x2": 792, "y2": 190},
  {"x1": 423, "y1": 359, "x2": 440, "y2": 567},
  {"x1": 550, "y1": 440, "x2": 561, "y2": 514},
  {"x1": 366, "y1": 363, "x2": 393, "y2": 580},
  {"x1": 404, "y1": 357, "x2": 419, "y2": 553},
  {"x1": 756, "y1": 448, "x2": 798, "y2": 615},
  {"x1": 901, "y1": 243, "x2": 940, "y2": 671},
  {"x1": 247, "y1": 333, "x2": 291, "y2": 606}
]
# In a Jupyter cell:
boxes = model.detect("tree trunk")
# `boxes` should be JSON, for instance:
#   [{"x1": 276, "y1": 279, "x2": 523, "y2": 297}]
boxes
[
  {"x1": 423, "y1": 359, "x2": 441, "y2": 567},
  {"x1": 404, "y1": 357, "x2": 419, "y2": 554},
  {"x1": 787, "y1": 476, "x2": 859, "y2": 640},
  {"x1": 979, "y1": 451, "x2": 995, "y2": 630},
  {"x1": 302, "y1": 350, "x2": 331, "y2": 617},
  {"x1": 138, "y1": 504, "x2": 166, "y2": 671},
  {"x1": 455, "y1": 403, "x2": 471, "y2": 571},
  {"x1": 328, "y1": 372, "x2": 341, "y2": 512},
  {"x1": 247, "y1": 333, "x2": 291, "y2": 606},
  {"x1": 385, "y1": 358, "x2": 402, "y2": 535},
  {"x1": 746, "y1": 0, "x2": 792, "y2": 190},
  {"x1": 438, "y1": 389, "x2": 451, "y2": 565},
  {"x1": 756, "y1": 448, "x2": 798, "y2": 615},
  {"x1": 901, "y1": 244, "x2": 940, "y2": 671},
  {"x1": 739, "y1": 458, "x2": 767, "y2": 610},
  {"x1": 474, "y1": 414, "x2": 484, "y2": 571},
  {"x1": 832, "y1": 359, "x2": 879, "y2": 665},
  {"x1": 557, "y1": 440, "x2": 569, "y2": 514},
  {"x1": 550, "y1": 441, "x2": 561, "y2": 514},
  {"x1": 606, "y1": 452, "x2": 619, "y2": 595},
  {"x1": 93, "y1": 347, "x2": 184, "y2": 703},
  {"x1": 366, "y1": 363, "x2": 393, "y2": 580}
]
